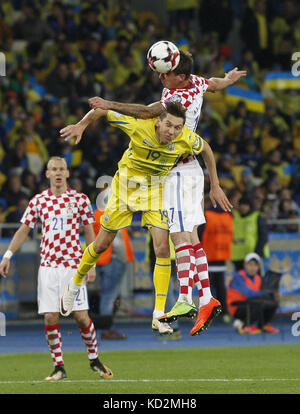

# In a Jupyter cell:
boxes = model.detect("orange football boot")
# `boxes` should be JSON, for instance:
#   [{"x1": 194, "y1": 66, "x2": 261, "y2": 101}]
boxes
[
  {"x1": 262, "y1": 323, "x2": 279, "y2": 334},
  {"x1": 238, "y1": 325, "x2": 262, "y2": 334},
  {"x1": 190, "y1": 297, "x2": 222, "y2": 336}
]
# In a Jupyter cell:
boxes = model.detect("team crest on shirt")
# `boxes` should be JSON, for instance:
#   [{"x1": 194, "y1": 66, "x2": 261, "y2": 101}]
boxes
[
  {"x1": 168, "y1": 143, "x2": 175, "y2": 151},
  {"x1": 67, "y1": 202, "x2": 75, "y2": 215},
  {"x1": 104, "y1": 213, "x2": 109, "y2": 222},
  {"x1": 192, "y1": 137, "x2": 200, "y2": 150}
]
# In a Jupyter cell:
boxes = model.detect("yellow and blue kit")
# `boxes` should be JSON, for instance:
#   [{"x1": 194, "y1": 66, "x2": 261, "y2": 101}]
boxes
[{"x1": 100, "y1": 111, "x2": 204, "y2": 232}]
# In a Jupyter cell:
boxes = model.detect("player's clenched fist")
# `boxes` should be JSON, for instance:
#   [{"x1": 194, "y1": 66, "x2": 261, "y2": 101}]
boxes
[
  {"x1": 89, "y1": 96, "x2": 111, "y2": 110},
  {"x1": 0, "y1": 258, "x2": 10, "y2": 278}
]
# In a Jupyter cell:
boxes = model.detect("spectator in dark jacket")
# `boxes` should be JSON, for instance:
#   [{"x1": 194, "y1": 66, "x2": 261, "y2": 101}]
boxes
[{"x1": 227, "y1": 253, "x2": 279, "y2": 334}]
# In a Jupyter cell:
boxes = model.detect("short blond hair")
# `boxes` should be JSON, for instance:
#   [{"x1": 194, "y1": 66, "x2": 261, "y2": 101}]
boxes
[{"x1": 47, "y1": 156, "x2": 68, "y2": 170}]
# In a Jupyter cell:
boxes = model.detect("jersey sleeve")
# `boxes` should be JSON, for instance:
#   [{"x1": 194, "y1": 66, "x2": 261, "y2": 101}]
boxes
[
  {"x1": 160, "y1": 89, "x2": 182, "y2": 107},
  {"x1": 189, "y1": 132, "x2": 204, "y2": 156},
  {"x1": 20, "y1": 196, "x2": 39, "y2": 229},
  {"x1": 106, "y1": 110, "x2": 137, "y2": 135},
  {"x1": 79, "y1": 194, "x2": 94, "y2": 226},
  {"x1": 196, "y1": 75, "x2": 209, "y2": 94}
]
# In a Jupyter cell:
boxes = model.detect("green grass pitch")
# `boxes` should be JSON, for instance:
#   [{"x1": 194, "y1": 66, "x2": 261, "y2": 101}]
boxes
[{"x1": 0, "y1": 345, "x2": 300, "y2": 394}]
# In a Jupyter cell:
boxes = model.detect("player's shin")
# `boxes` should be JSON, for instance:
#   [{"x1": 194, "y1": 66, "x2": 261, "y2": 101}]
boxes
[
  {"x1": 176, "y1": 243, "x2": 195, "y2": 305},
  {"x1": 193, "y1": 243, "x2": 212, "y2": 306},
  {"x1": 44, "y1": 323, "x2": 64, "y2": 367},
  {"x1": 73, "y1": 242, "x2": 100, "y2": 287},
  {"x1": 153, "y1": 257, "x2": 171, "y2": 318},
  {"x1": 79, "y1": 318, "x2": 98, "y2": 360}
]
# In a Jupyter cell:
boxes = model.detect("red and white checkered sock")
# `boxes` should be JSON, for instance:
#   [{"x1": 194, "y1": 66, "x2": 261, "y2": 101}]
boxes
[
  {"x1": 44, "y1": 323, "x2": 64, "y2": 366},
  {"x1": 175, "y1": 243, "x2": 195, "y2": 305},
  {"x1": 79, "y1": 319, "x2": 98, "y2": 360},
  {"x1": 193, "y1": 243, "x2": 212, "y2": 307}
]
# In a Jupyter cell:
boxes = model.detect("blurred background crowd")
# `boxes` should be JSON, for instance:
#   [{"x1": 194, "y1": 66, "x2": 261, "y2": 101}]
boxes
[{"x1": 0, "y1": 0, "x2": 300, "y2": 234}]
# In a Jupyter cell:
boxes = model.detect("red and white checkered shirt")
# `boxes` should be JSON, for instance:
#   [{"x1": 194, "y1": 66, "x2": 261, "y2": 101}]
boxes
[
  {"x1": 21, "y1": 187, "x2": 94, "y2": 269},
  {"x1": 160, "y1": 74, "x2": 208, "y2": 132}
]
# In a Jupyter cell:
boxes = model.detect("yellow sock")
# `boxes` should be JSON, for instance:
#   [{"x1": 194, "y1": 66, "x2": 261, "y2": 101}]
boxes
[
  {"x1": 73, "y1": 243, "x2": 100, "y2": 286},
  {"x1": 153, "y1": 257, "x2": 171, "y2": 313}
]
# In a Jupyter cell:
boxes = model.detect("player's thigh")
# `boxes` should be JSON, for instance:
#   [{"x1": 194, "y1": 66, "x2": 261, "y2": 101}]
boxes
[
  {"x1": 164, "y1": 170, "x2": 205, "y2": 234},
  {"x1": 148, "y1": 222, "x2": 170, "y2": 258},
  {"x1": 37, "y1": 266, "x2": 61, "y2": 314},
  {"x1": 142, "y1": 209, "x2": 169, "y2": 232},
  {"x1": 100, "y1": 208, "x2": 133, "y2": 232}
]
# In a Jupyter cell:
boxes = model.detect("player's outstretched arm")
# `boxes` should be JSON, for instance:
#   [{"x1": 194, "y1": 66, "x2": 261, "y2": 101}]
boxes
[
  {"x1": 89, "y1": 97, "x2": 164, "y2": 120},
  {"x1": 60, "y1": 108, "x2": 108, "y2": 144},
  {"x1": 207, "y1": 67, "x2": 247, "y2": 92},
  {"x1": 0, "y1": 224, "x2": 31, "y2": 278},
  {"x1": 201, "y1": 140, "x2": 233, "y2": 212}
]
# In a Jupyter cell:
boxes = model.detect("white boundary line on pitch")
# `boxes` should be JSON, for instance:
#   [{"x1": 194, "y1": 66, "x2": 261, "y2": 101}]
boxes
[{"x1": 0, "y1": 378, "x2": 300, "y2": 384}]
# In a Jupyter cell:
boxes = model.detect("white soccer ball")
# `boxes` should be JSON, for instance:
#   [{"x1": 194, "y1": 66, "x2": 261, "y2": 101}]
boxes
[{"x1": 147, "y1": 41, "x2": 180, "y2": 73}]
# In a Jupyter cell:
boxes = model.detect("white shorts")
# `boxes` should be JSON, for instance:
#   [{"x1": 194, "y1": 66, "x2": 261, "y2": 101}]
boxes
[
  {"x1": 37, "y1": 266, "x2": 89, "y2": 314},
  {"x1": 164, "y1": 157, "x2": 205, "y2": 233}
]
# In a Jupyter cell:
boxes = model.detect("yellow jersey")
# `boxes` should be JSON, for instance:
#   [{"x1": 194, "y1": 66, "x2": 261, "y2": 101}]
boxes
[
  {"x1": 105, "y1": 110, "x2": 204, "y2": 213},
  {"x1": 107, "y1": 110, "x2": 204, "y2": 178}
]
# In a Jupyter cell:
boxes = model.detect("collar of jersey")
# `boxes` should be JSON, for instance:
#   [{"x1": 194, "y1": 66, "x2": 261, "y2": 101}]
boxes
[
  {"x1": 169, "y1": 79, "x2": 194, "y2": 92},
  {"x1": 48, "y1": 186, "x2": 71, "y2": 196}
]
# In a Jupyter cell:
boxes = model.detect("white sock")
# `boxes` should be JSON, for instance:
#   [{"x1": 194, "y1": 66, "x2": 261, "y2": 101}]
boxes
[
  {"x1": 70, "y1": 278, "x2": 80, "y2": 291},
  {"x1": 153, "y1": 310, "x2": 164, "y2": 319}
]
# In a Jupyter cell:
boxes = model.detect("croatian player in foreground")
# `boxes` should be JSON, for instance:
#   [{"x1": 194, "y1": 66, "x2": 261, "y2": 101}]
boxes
[
  {"x1": 0, "y1": 157, "x2": 113, "y2": 380},
  {"x1": 89, "y1": 42, "x2": 244, "y2": 335},
  {"x1": 59, "y1": 103, "x2": 232, "y2": 337}
]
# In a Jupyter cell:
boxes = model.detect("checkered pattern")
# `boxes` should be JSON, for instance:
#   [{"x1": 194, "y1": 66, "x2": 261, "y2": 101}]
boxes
[
  {"x1": 160, "y1": 74, "x2": 208, "y2": 132},
  {"x1": 44, "y1": 323, "x2": 63, "y2": 366},
  {"x1": 79, "y1": 319, "x2": 98, "y2": 360},
  {"x1": 175, "y1": 243, "x2": 195, "y2": 302},
  {"x1": 21, "y1": 188, "x2": 94, "y2": 269},
  {"x1": 193, "y1": 243, "x2": 212, "y2": 306}
]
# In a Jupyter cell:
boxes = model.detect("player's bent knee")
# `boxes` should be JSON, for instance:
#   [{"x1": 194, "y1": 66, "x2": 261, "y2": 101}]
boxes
[
  {"x1": 93, "y1": 229, "x2": 117, "y2": 254},
  {"x1": 171, "y1": 231, "x2": 191, "y2": 246},
  {"x1": 73, "y1": 310, "x2": 90, "y2": 327},
  {"x1": 153, "y1": 242, "x2": 170, "y2": 258},
  {"x1": 44, "y1": 312, "x2": 59, "y2": 326}
]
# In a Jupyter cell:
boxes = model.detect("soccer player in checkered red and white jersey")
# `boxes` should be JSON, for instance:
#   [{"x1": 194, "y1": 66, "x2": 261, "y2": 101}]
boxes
[
  {"x1": 88, "y1": 49, "x2": 245, "y2": 336},
  {"x1": 0, "y1": 157, "x2": 113, "y2": 380}
]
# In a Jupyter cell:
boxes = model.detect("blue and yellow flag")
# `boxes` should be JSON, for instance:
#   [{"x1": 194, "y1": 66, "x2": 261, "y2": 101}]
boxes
[
  {"x1": 226, "y1": 86, "x2": 265, "y2": 113},
  {"x1": 264, "y1": 72, "x2": 300, "y2": 90}
]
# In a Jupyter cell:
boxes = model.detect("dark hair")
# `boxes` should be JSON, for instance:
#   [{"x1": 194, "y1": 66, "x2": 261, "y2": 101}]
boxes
[
  {"x1": 239, "y1": 196, "x2": 252, "y2": 207},
  {"x1": 172, "y1": 50, "x2": 193, "y2": 78},
  {"x1": 160, "y1": 102, "x2": 186, "y2": 124}
]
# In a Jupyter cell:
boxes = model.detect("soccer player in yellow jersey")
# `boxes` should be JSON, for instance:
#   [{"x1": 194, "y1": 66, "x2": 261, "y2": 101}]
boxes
[{"x1": 59, "y1": 103, "x2": 232, "y2": 334}]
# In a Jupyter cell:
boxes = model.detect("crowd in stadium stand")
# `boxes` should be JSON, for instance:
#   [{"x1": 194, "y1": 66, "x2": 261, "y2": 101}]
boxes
[{"x1": 0, "y1": 0, "x2": 299, "y2": 233}]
